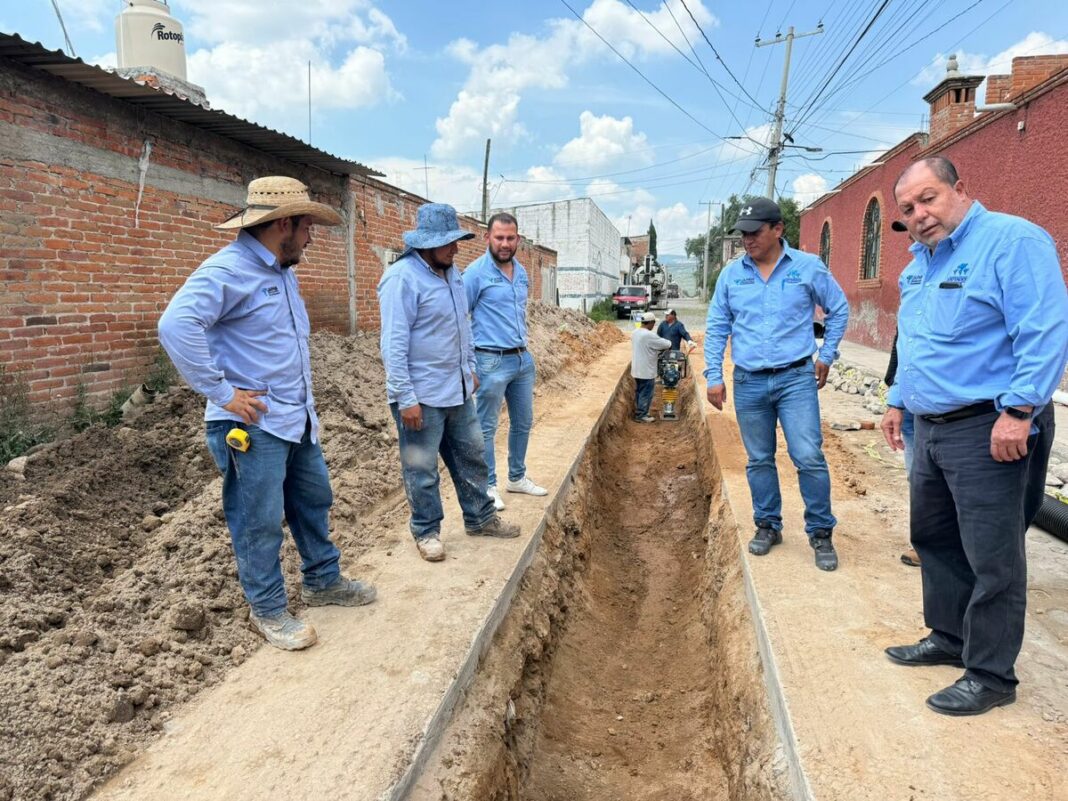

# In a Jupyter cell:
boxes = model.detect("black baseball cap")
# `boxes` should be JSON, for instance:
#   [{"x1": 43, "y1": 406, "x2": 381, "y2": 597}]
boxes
[
  {"x1": 732, "y1": 197, "x2": 783, "y2": 233},
  {"x1": 891, "y1": 220, "x2": 908, "y2": 232}
]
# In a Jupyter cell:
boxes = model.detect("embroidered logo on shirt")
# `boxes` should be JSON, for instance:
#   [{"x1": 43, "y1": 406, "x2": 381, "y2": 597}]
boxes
[
  {"x1": 940, "y1": 263, "x2": 970, "y2": 288},
  {"x1": 782, "y1": 268, "x2": 802, "y2": 286},
  {"x1": 262, "y1": 286, "x2": 280, "y2": 297},
  {"x1": 734, "y1": 277, "x2": 756, "y2": 286},
  {"x1": 905, "y1": 275, "x2": 923, "y2": 285}
]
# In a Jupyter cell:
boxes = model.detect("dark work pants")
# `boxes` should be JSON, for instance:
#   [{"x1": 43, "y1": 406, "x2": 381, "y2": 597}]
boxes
[
  {"x1": 634, "y1": 377, "x2": 654, "y2": 418},
  {"x1": 910, "y1": 403, "x2": 1054, "y2": 692}
]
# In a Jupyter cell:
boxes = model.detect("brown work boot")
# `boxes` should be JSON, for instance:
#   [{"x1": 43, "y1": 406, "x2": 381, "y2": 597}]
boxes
[
  {"x1": 466, "y1": 515, "x2": 521, "y2": 538},
  {"x1": 416, "y1": 536, "x2": 446, "y2": 562},
  {"x1": 900, "y1": 548, "x2": 920, "y2": 567},
  {"x1": 302, "y1": 576, "x2": 377, "y2": 607},
  {"x1": 249, "y1": 610, "x2": 317, "y2": 651}
]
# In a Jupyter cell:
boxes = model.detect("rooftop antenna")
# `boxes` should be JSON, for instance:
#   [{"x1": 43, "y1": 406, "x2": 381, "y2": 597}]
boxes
[
  {"x1": 308, "y1": 60, "x2": 312, "y2": 144},
  {"x1": 50, "y1": 0, "x2": 76, "y2": 57}
]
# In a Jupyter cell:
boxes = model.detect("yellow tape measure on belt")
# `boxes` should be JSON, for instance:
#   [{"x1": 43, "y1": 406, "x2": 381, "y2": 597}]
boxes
[{"x1": 226, "y1": 428, "x2": 250, "y2": 452}]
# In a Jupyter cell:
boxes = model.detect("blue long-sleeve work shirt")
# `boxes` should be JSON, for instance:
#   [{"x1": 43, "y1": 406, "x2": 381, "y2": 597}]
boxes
[
  {"x1": 657, "y1": 319, "x2": 692, "y2": 350},
  {"x1": 462, "y1": 251, "x2": 529, "y2": 349},
  {"x1": 378, "y1": 249, "x2": 477, "y2": 410},
  {"x1": 887, "y1": 202, "x2": 1068, "y2": 415},
  {"x1": 703, "y1": 241, "x2": 849, "y2": 386},
  {"x1": 158, "y1": 230, "x2": 318, "y2": 444}
]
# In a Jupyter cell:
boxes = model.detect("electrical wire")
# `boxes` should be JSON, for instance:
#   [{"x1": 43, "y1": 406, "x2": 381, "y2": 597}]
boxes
[
  {"x1": 678, "y1": 0, "x2": 768, "y2": 111},
  {"x1": 557, "y1": 0, "x2": 726, "y2": 140}
]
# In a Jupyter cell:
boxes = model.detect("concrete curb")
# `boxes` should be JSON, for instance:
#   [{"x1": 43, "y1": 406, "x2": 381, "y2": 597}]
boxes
[
  {"x1": 690, "y1": 376, "x2": 816, "y2": 801},
  {"x1": 385, "y1": 361, "x2": 632, "y2": 801}
]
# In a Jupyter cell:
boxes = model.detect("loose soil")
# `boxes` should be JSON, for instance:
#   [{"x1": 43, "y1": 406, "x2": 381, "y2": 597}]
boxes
[
  {"x1": 0, "y1": 305, "x2": 623, "y2": 801},
  {"x1": 412, "y1": 370, "x2": 787, "y2": 801}
]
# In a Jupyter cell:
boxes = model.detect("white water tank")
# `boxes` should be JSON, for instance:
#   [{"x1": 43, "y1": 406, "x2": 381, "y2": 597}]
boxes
[{"x1": 116, "y1": 0, "x2": 188, "y2": 80}]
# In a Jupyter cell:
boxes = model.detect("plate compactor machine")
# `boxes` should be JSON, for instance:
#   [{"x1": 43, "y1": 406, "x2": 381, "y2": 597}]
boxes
[{"x1": 657, "y1": 349, "x2": 690, "y2": 420}]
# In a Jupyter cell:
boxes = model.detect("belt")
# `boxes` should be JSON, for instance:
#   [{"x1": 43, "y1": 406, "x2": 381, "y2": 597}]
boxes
[
  {"x1": 749, "y1": 357, "x2": 810, "y2": 376},
  {"x1": 920, "y1": 400, "x2": 996, "y2": 425},
  {"x1": 475, "y1": 346, "x2": 526, "y2": 355}
]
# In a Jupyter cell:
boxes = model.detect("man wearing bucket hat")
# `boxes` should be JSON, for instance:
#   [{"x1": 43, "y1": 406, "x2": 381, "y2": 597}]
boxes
[
  {"x1": 159, "y1": 176, "x2": 377, "y2": 652},
  {"x1": 378, "y1": 203, "x2": 520, "y2": 562},
  {"x1": 704, "y1": 197, "x2": 849, "y2": 571}
]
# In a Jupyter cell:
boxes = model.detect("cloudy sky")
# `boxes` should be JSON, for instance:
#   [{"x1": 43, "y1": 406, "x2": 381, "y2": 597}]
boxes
[{"x1": 6, "y1": 1, "x2": 1068, "y2": 253}]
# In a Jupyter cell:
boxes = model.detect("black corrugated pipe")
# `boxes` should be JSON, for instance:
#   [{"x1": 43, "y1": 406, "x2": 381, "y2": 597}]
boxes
[{"x1": 1034, "y1": 495, "x2": 1068, "y2": 543}]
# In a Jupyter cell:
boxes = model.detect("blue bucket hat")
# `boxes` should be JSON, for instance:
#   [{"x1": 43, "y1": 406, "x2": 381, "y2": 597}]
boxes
[{"x1": 403, "y1": 203, "x2": 476, "y2": 249}]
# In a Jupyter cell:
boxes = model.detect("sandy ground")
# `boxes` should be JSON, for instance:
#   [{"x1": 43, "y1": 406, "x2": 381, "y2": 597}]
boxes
[
  {"x1": 696, "y1": 343, "x2": 1068, "y2": 801},
  {"x1": 0, "y1": 304, "x2": 623, "y2": 801}
]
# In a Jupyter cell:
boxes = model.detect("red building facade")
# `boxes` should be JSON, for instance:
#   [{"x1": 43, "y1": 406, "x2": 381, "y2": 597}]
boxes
[{"x1": 799, "y1": 55, "x2": 1068, "y2": 354}]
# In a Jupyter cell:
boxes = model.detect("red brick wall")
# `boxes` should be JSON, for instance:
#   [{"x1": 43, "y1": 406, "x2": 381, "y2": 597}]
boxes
[
  {"x1": 800, "y1": 75, "x2": 1068, "y2": 354},
  {"x1": 0, "y1": 59, "x2": 555, "y2": 412}
]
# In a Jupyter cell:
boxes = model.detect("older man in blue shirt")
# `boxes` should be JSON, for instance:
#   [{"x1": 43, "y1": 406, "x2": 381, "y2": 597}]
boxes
[
  {"x1": 379, "y1": 204, "x2": 520, "y2": 563},
  {"x1": 705, "y1": 197, "x2": 849, "y2": 571},
  {"x1": 159, "y1": 176, "x2": 377, "y2": 652},
  {"x1": 881, "y1": 157, "x2": 1067, "y2": 716},
  {"x1": 463, "y1": 212, "x2": 548, "y2": 512}
]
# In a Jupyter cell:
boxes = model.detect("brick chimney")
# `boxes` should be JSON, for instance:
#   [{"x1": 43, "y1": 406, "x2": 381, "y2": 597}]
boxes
[
  {"x1": 924, "y1": 54, "x2": 984, "y2": 145},
  {"x1": 1009, "y1": 54, "x2": 1068, "y2": 99},
  {"x1": 984, "y1": 74, "x2": 1012, "y2": 105}
]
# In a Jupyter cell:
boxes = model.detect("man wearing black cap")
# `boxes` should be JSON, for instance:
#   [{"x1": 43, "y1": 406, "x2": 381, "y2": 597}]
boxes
[{"x1": 704, "y1": 197, "x2": 849, "y2": 570}]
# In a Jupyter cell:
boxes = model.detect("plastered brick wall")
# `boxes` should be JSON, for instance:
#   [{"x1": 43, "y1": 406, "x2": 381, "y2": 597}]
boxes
[
  {"x1": 0, "y1": 58, "x2": 555, "y2": 412},
  {"x1": 799, "y1": 69, "x2": 1068, "y2": 367}
]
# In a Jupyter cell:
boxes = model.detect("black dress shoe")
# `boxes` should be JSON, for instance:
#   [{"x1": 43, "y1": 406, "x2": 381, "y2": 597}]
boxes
[
  {"x1": 926, "y1": 677, "x2": 1016, "y2": 716},
  {"x1": 885, "y1": 637, "x2": 964, "y2": 667}
]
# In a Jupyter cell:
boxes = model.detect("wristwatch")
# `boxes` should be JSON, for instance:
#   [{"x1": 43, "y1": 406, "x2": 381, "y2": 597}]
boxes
[{"x1": 1004, "y1": 406, "x2": 1032, "y2": 420}]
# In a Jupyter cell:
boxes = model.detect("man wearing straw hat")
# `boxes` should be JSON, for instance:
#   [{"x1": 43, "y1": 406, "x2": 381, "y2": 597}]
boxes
[
  {"x1": 378, "y1": 203, "x2": 520, "y2": 563},
  {"x1": 159, "y1": 176, "x2": 377, "y2": 652}
]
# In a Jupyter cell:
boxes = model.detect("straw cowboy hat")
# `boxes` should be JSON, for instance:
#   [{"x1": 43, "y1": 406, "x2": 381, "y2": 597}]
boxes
[
  {"x1": 216, "y1": 176, "x2": 342, "y2": 230},
  {"x1": 403, "y1": 203, "x2": 475, "y2": 249}
]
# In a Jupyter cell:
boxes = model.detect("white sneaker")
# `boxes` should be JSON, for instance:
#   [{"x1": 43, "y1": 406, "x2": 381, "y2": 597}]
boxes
[
  {"x1": 505, "y1": 476, "x2": 548, "y2": 496},
  {"x1": 249, "y1": 611, "x2": 318, "y2": 651},
  {"x1": 416, "y1": 536, "x2": 446, "y2": 562},
  {"x1": 487, "y1": 485, "x2": 506, "y2": 511}
]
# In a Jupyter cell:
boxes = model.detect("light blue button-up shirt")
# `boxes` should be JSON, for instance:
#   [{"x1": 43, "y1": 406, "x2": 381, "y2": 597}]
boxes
[
  {"x1": 887, "y1": 201, "x2": 1068, "y2": 415},
  {"x1": 158, "y1": 230, "x2": 318, "y2": 444},
  {"x1": 462, "y1": 251, "x2": 529, "y2": 349},
  {"x1": 704, "y1": 241, "x2": 849, "y2": 385},
  {"x1": 378, "y1": 249, "x2": 477, "y2": 409}
]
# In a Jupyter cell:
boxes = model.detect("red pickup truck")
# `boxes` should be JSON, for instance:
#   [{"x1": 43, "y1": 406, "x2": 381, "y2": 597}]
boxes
[{"x1": 611, "y1": 285, "x2": 651, "y2": 318}]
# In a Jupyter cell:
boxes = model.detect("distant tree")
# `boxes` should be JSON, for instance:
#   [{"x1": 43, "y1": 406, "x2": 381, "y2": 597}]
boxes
[{"x1": 647, "y1": 220, "x2": 658, "y2": 260}]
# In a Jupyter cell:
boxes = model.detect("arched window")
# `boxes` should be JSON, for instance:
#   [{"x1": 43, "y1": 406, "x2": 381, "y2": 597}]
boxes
[
  {"x1": 819, "y1": 221, "x2": 832, "y2": 267},
  {"x1": 861, "y1": 198, "x2": 881, "y2": 280}
]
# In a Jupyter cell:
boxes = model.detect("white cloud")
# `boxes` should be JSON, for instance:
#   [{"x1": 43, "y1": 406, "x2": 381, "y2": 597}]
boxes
[
  {"x1": 432, "y1": 0, "x2": 717, "y2": 159},
  {"x1": 586, "y1": 179, "x2": 656, "y2": 208},
  {"x1": 912, "y1": 31, "x2": 1068, "y2": 90},
  {"x1": 59, "y1": 0, "x2": 113, "y2": 33},
  {"x1": 187, "y1": 40, "x2": 395, "y2": 124},
  {"x1": 712, "y1": 122, "x2": 773, "y2": 163},
  {"x1": 174, "y1": 0, "x2": 406, "y2": 50},
  {"x1": 791, "y1": 173, "x2": 829, "y2": 207},
  {"x1": 611, "y1": 201, "x2": 706, "y2": 254},
  {"x1": 555, "y1": 112, "x2": 653, "y2": 170}
]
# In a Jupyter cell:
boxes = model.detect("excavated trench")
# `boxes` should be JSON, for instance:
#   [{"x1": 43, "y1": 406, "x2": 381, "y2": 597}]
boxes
[{"x1": 412, "y1": 373, "x2": 790, "y2": 801}]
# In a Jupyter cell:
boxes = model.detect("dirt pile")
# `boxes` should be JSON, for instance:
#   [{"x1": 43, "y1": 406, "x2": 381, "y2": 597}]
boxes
[{"x1": 0, "y1": 304, "x2": 608, "y2": 801}]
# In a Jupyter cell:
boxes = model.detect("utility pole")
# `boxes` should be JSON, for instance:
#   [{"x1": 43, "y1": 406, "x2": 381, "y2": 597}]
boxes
[
  {"x1": 481, "y1": 138, "x2": 492, "y2": 222},
  {"x1": 757, "y1": 24, "x2": 824, "y2": 199},
  {"x1": 699, "y1": 201, "x2": 714, "y2": 301}
]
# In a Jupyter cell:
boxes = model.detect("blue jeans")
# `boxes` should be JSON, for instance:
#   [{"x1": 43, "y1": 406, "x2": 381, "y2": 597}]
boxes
[
  {"x1": 390, "y1": 398, "x2": 496, "y2": 540},
  {"x1": 205, "y1": 419, "x2": 341, "y2": 618},
  {"x1": 634, "y1": 377, "x2": 655, "y2": 417},
  {"x1": 474, "y1": 350, "x2": 536, "y2": 486},
  {"x1": 902, "y1": 409, "x2": 915, "y2": 477},
  {"x1": 732, "y1": 363, "x2": 837, "y2": 536}
]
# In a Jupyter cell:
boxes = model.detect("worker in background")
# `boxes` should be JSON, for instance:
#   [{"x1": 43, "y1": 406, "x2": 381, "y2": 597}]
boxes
[
  {"x1": 657, "y1": 308, "x2": 695, "y2": 352},
  {"x1": 881, "y1": 157, "x2": 1066, "y2": 716},
  {"x1": 704, "y1": 197, "x2": 849, "y2": 571},
  {"x1": 378, "y1": 203, "x2": 520, "y2": 563},
  {"x1": 631, "y1": 311, "x2": 671, "y2": 422},
  {"x1": 159, "y1": 176, "x2": 377, "y2": 652},
  {"x1": 463, "y1": 212, "x2": 548, "y2": 513}
]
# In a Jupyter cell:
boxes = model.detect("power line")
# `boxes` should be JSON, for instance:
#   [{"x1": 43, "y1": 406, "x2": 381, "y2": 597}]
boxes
[
  {"x1": 557, "y1": 0, "x2": 726, "y2": 141},
  {"x1": 678, "y1": 0, "x2": 768, "y2": 112},
  {"x1": 49, "y1": 0, "x2": 76, "y2": 57}
]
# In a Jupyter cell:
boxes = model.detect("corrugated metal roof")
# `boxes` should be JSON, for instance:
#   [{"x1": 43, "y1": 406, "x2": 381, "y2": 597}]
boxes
[{"x1": 0, "y1": 31, "x2": 381, "y2": 178}]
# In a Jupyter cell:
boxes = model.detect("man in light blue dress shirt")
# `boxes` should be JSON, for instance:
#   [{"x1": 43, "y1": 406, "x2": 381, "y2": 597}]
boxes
[
  {"x1": 463, "y1": 212, "x2": 548, "y2": 512},
  {"x1": 881, "y1": 157, "x2": 1066, "y2": 716},
  {"x1": 378, "y1": 204, "x2": 520, "y2": 563},
  {"x1": 159, "y1": 176, "x2": 377, "y2": 651},
  {"x1": 704, "y1": 197, "x2": 849, "y2": 571}
]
